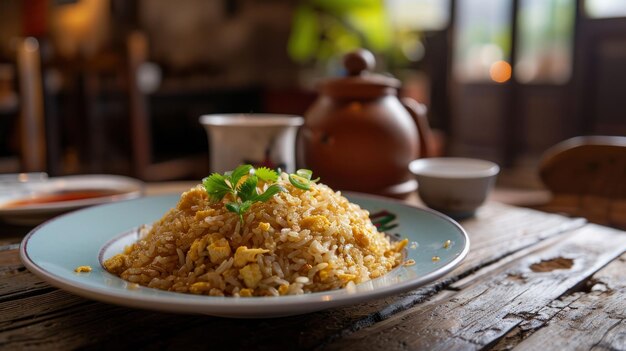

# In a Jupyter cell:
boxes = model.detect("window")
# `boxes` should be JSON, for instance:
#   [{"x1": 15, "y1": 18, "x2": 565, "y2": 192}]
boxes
[
  {"x1": 453, "y1": 0, "x2": 513, "y2": 82},
  {"x1": 515, "y1": 0, "x2": 575, "y2": 84},
  {"x1": 386, "y1": 0, "x2": 451, "y2": 63},
  {"x1": 585, "y1": 0, "x2": 626, "y2": 19},
  {"x1": 386, "y1": 0, "x2": 451, "y2": 31}
]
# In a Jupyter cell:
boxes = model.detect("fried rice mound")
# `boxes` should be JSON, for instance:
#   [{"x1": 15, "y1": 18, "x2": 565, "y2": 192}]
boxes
[{"x1": 103, "y1": 174, "x2": 406, "y2": 297}]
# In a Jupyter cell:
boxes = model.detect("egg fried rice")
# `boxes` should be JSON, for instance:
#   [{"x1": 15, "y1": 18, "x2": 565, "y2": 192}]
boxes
[{"x1": 103, "y1": 174, "x2": 406, "y2": 297}]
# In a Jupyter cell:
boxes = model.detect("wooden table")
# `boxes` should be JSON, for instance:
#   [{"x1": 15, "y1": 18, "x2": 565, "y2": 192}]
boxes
[{"x1": 1, "y1": 184, "x2": 624, "y2": 350}]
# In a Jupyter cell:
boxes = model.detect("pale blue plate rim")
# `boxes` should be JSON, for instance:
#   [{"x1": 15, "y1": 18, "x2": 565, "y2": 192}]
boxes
[{"x1": 19, "y1": 191, "x2": 469, "y2": 317}]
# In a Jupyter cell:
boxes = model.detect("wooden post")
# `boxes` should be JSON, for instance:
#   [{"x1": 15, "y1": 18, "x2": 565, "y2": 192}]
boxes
[
  {"x1": 16, "y1": 37, "x2": 46, "y2": 172},
  {"x1": 126, "y1": 31, "x2": 151, "y2": 179}
]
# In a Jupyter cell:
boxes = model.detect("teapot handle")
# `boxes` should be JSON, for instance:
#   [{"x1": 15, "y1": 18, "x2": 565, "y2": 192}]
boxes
[{"x1": 401, "y1": 97, "x2": 432, "y2": 158}]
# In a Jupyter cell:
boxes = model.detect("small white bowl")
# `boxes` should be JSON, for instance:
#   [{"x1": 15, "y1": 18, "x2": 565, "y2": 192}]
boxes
[{"x1": 409, "y1": 157, "x2": 500, "y2": 219}]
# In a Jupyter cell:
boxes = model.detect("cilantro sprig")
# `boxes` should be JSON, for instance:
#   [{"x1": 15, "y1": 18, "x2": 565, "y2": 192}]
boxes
[
  {"x1": 288, "y1": 169, "x2": 319, "y2": 190},
  {"x1": 202, "y1": 165, "x2": 286, "y2": 222}
]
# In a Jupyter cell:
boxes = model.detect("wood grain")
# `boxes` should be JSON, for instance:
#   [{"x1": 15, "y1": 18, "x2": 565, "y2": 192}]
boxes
[
  {"x1": 322, "y1": 224, "x2": 626, "y2": 351},
  {"x1": 511, "y1": 253, "x2": 626, "y2": 351},
  {"x1": 0, "y1": 246, "x2": 22, "y2": 269},
  {"x1": 455, "y1": 203, "x2": 586, "y2": 273}
]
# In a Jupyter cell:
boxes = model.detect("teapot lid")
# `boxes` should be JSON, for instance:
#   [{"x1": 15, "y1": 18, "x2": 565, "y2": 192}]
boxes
[{"x1": 319, "y1": 49, "x2": 401, "y2": 99}]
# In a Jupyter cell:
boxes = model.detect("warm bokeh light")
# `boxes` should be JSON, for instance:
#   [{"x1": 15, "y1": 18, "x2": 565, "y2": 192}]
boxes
[
  {"x1": 51, "y1": 0, "x2": 110, "y2": 58},
  {"x1": 490, "y1": 60, "x2": 512, "y2": 83}
]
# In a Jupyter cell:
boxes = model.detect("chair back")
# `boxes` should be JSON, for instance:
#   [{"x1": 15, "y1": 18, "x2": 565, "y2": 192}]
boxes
[{"x1": 538, "y1": 136, "x2": 626, "y2": 229}]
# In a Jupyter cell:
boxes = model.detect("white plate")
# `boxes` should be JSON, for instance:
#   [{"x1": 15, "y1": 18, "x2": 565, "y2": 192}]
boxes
[
  {"x1": 0, "y1": 175, "x2": 144, "y2": 225},
  {"x1": 20, "y1": 193, "x2": 469, "y2": 318}
]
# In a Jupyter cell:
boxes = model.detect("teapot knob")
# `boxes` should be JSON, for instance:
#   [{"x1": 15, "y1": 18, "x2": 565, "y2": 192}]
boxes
[{"x1": 344, "y1": 49, "x2": 375, "y2": 76}]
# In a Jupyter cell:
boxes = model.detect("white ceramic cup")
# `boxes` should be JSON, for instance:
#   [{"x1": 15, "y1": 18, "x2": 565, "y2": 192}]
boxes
[
  {"x1": 199, "y1": 114, "x2": 304, "y2": 174},
  {"x1": 409, "y1": 157, "x2": 500, "y2": 219}
]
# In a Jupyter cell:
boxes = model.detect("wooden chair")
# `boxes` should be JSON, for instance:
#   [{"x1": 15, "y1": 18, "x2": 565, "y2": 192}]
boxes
[
  {"x1": 126, "y1": 31, "x2": 209, "y2": 181},
  {"x1": 536, "y1": 136, "x2": 626, "y2": 230}
]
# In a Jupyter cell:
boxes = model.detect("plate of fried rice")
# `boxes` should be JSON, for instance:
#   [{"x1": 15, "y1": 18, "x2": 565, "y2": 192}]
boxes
[{"x1": 20, "y1": 170, "x2": 468, "y2": 318}]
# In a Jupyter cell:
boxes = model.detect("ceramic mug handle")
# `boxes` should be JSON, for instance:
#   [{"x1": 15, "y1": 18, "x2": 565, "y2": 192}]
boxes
[{"x1": 401, "y1": 97, "x2": 432, "y2": 158}]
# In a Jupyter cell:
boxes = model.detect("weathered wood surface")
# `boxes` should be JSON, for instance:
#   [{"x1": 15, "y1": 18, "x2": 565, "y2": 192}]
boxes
[
  {"x1": 496, "y1": 253, "x2": 626, "y2": 351},
  {"x1": 324, "y1": 224, "x2": 626, "y2": 351},
  {"x1": 0, "y1": 203, "x2": 624, "y2": 350}
]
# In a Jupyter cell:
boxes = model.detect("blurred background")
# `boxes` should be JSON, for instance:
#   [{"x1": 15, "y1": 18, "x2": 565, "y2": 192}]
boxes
[{"x1": 1, "y1": 0, "x2": 625, "y2": 189}]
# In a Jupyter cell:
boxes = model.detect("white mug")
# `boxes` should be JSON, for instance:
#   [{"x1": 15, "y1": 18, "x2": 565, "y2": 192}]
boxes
[{"x1": 199, "y1": 114, "x2": 304, "y2": 174}]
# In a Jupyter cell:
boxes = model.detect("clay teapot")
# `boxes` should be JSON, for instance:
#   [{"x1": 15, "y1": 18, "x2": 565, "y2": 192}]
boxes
[{"x1": 301, "y1": 49, "x2": 432, "y2": 198}]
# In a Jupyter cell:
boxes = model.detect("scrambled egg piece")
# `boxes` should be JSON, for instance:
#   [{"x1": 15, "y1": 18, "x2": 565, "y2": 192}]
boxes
[
  {"x1": 256, "y1": 222, "x2": 271, "y2": 231},
  {"x1": 208, "y1": 238, "x2": 231, "y2": 264},
  {"x1": 338, "y1": 273, "x2": 356, "y2": 283},
  {"x1": 319, "y1": 267, "x2": 332, "y2": 281},
  {"x1": 395, "y1": 238, "x2": 409, "y2": 251},
  {"x1": 233, "y1": 246, "x2": 269, "y2": 267},
  {"x1": 74, "y1": 265, "x2": 92, "y2": 273},
  {"x1": 187, "y1": 238, "x2": 205, "y2": 261},
  {"x1": 239, "y1": 263, "x2": 263, "y2": 288},
  {"x1": 278, "y1": 284, "x2": 289, "y2": 295},
  {"x1": 300, "y1": 215, "x2": 330, "y2": 232},
  {"x1": 239, "y1": 288, "x2": 253, "y2": 297},
  {"x1": 102, "y1": 255, "x2": 126, "y2": 274},
  {"x1": 189, "y1": 282, "x2": 211, "y2": 294},
  {"x1": 352, "y1": 225, "x2": 370, "y2": 247}
]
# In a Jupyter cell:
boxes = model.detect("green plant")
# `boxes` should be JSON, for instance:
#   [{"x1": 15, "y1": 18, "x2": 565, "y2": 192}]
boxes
[{"x1": 287, "y1": 0, "x2": 393, "y2": 65}]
